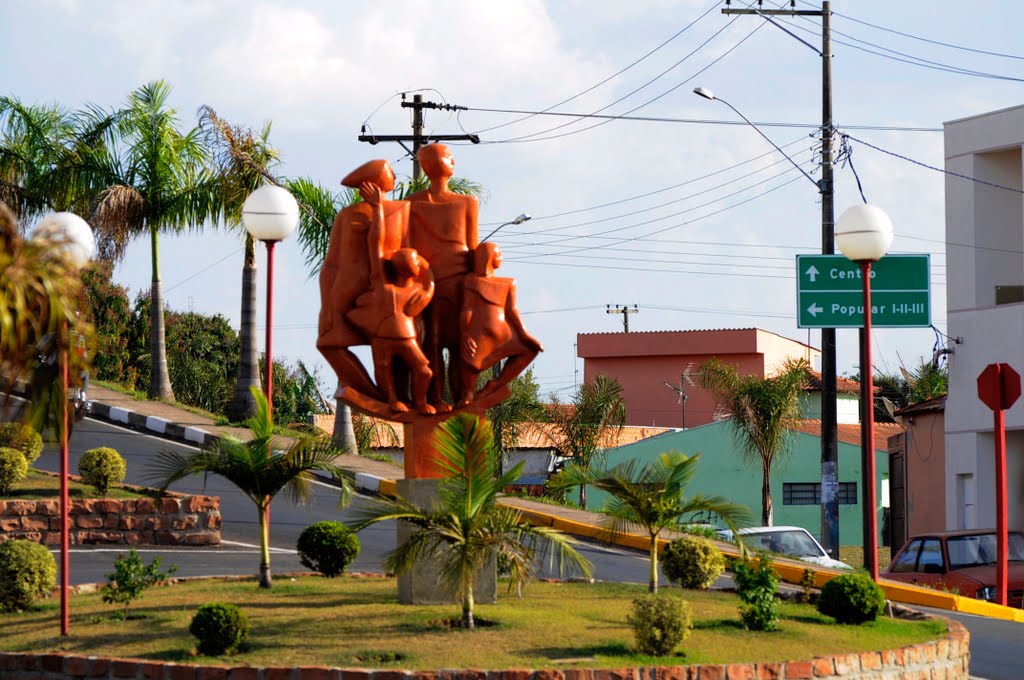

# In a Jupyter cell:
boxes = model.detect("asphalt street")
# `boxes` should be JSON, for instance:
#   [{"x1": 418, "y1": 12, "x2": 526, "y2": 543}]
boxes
[{"x1": 25, "y1": 416, "x2": 1021, "y2": 680}]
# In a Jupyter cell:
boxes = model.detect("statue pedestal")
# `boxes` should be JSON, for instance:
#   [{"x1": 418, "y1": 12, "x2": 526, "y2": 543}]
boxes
[{"x1": 395, "y1": 478, "x2": 496, "y2": 605}]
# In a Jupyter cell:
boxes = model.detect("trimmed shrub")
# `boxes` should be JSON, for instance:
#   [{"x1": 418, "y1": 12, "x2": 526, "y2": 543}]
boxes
[
  {"x1": 0, "y1": 540, "x2": 57, "y2": 612},
  {"x1": 662, "y1": 536, "x2": 725, "y2": 590},
  {"x1": 0, "y1": 447, "x2": 28, "y2": 495},
  {"x1": 733, "y1": 554, "x2": 780, "y2": 631},
  {"x1": 817, "y1": 573, "x2": 886, "y2": 624},
  {"x1": 0, "y1": 423, "x2": 43, "y2": 465},
  {"x1": 102, "y1": 549, "x2": 179, "y2": 618},
  {"x1": 627, "y1": 593, "x2": 692, "y2": 656},
  {"x1": 78, "y1": 447, "x2": 126, "y2": 494},
  {"x1": 296, "y1": 521, "x2": 361, "y2": 577},
  {"x1": 190, "y1": 603, "x2": 249, "y2": 656}
]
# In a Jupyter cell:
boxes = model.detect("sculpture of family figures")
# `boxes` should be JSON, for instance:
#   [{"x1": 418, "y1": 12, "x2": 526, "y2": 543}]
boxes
[{"x1": 317, "y1": 144, "x2": 542, "y2": 422}]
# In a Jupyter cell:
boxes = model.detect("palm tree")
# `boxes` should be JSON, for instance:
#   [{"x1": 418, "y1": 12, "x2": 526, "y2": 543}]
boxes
[
  {"x1": 550, "y1": 451, "x2": 750, "y2": 593},
  {"x1": 87, "y1": 81, "x2": 219, "y2": 401},
  {"x1": 350, "y1": 414, "x2": 592, "y2": 629},
  {"x1": 197, "y1": 106, "x2": 281, "y2": 421},
  {"x1": 149, "y1": 387, "x2": 351, "y2": 588},
  {"x1": 546, "y1": 375, "x2": 627, "y2": 510},
  {"x1": 699, "y1": 358, "x2": 808, "y2": 527},
  {"x1": 0, "y1": 97, "x2": 76, "y2": 224}
]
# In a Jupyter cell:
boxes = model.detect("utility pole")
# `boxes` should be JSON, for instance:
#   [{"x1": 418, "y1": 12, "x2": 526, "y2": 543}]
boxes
[
  {"x1": 722, "y1": 0, "x2": 840, "y2": 558},
  {"x1": 606, "y1": 304, "x2": 639, "y2": 332},
  {"x1": 357, "y1": 93, "x2": 480, "y2": 179}
]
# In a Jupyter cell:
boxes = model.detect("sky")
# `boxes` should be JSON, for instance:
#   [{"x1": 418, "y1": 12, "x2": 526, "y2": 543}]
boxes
[{"x1": 4, "y1": 0, "x2": 1024, "y2": 404}]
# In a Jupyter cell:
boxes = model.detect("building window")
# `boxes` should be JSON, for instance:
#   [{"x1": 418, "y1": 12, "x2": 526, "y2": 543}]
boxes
[{"x1": 783, "y1": 482, "x2": 857, "y2": 506}]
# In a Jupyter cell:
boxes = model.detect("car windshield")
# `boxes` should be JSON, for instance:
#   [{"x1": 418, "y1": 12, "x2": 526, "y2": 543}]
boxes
[
  {"x1": 947, "y1": 532, "x2": 1024, "y2": 569},
  {"x1": 741, "y1": 530, "x2": 823, "y2": 558}
]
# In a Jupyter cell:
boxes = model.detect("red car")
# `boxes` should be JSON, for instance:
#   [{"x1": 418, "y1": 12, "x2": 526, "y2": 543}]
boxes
[{"x1": 884, "y1": 529, "x2": 1024, "y2": 607}]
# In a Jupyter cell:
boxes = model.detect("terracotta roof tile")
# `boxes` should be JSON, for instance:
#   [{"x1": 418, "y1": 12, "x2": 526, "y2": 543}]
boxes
[
  {"x1": 788, "y1": 419, "x2": 904, "y2": 453},
  {"x1": 803, "y1": 369, "x2": 873, "y2": 394}
]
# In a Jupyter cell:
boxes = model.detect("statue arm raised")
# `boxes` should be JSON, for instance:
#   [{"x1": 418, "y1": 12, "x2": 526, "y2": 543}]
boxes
[{"x1": 361, "y1": 181, "x2": 386, "y2": 285}]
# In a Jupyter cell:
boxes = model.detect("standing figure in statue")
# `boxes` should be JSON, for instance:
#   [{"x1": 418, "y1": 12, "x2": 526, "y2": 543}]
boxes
[
  {"x1": 458, "y1": 242, "x2": 543, "y2": 406},
  {"x1": 347, "y1": 181, "x2": 436, "y2": 415},
  {"x1": 317, "y1": 159, "x2": 407, "y2": 402},
  {"x1": 407, "y1": 143, "x2": 479, "y2": 411}
]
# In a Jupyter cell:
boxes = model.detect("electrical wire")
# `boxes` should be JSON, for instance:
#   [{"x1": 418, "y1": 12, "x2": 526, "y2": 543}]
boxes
[
  {"x1": 165, "y1": 248, "x2": 244, "y2": 293},
  {"x1": 469, "y1": 0, "x2": 720, "y2": 135},
  {"x1": 798, "y1": 0, "x2": 1024, "y2": 62}
]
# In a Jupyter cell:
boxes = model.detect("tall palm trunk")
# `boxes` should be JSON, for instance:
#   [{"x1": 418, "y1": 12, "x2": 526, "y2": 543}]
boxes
[
  {"x1": 332, "y1": 400, "x2": 357, "y2": 454},
  {"x1": 580, "y1": 484, "x2": 588, "y2": 511},
  {"x1": 462, "y1": 585, "x2": 475, "y2": 629},
  {"x1": 228, "y1": 235, "x2": 260, "y2": 421},
  {"x1": 762, "y1": 459, "x2": 773, "y2": 526},
  {"x1": 258, "y1": 499, "x2": 272, "y2": 588},
  {"x1": 649, "y1": 531, "x2": 659, "y2": 593},
  {"x1": 148, "y1": 227, "x2": 174, "y2": 401}
]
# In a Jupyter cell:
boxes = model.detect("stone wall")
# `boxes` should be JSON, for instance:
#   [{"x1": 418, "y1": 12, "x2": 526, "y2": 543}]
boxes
[
  {"x1": 0, "y1": 493, "x2": 220, "y2": 546},
  {"x1": 0, "y1": 618, "x2": 971, "y2": 679}
]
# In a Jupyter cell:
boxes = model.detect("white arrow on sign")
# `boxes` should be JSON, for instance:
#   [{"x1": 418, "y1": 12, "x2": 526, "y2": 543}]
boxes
[
  {"x1": 805, "y1": 265, "x2": 819, "y2": 282},
  {"x1": 807, "y1": 303, "x2": 824, "y2": 317}
]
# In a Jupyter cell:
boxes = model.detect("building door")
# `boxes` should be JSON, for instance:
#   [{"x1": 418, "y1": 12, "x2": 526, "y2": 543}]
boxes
[
  {"x1": 889, "y1": 448, "x2": 907, "y2": 549},
  {"x1": 955, "y1": 473, "x2": 976, "y2": 530}
]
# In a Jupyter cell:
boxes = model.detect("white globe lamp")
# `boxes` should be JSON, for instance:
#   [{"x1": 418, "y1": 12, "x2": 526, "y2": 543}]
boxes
[
  {"x1": 835, "y1": 203, "x2": 893, "y2": 262},
  {"x1": 241, "y1": 185, "x2": 299, "y2": 242},
  {"x1": 31, "y1": 212, "x2": 95, "y2": 269}
]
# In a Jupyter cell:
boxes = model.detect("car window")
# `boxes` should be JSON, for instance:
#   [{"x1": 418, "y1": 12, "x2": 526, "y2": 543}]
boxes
[
  {"x1": 918, "y1": 539, "x2": 944, "y2": 572},
  {"x1": 890, "y1": 540, "x2": 922, "y2": 573},
  {"x1": 1010, "y1": 533, "x2": 1024, "y2": 561}
]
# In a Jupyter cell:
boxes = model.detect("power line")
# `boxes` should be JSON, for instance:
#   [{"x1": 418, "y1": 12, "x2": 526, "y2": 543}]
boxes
[
  {"x1": 470, "y1": 0, "x2": 720, "y2": 135},
  {"x1": 798, "y1": 1, "x2": 1024, "y2": 62},
  {"x1": 165, "y1": 247, "x2": 243, "y2": 293}
]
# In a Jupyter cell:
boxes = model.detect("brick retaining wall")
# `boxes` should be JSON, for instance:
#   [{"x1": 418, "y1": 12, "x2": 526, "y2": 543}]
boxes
[
  {"x1": 0, "y1": 619, "x2": 970, "y2": 679},
  {"x1": 0, "y1": 490, "x2": 220, "y2": 546}
]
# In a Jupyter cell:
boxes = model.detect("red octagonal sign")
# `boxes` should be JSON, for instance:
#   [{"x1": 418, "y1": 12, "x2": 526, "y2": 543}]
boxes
[{"x1": 978, "y1": 363, "x2": 1022, "y2": 412}]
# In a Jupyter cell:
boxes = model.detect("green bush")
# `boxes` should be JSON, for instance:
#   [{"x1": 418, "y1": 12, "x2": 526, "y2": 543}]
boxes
[
  {"x1": 0, "y1": 423, "x2": 43, "y2": 465},
  {"x1": 662, "y1": 536, "x2": 725, "y2": 590},
  {"x1": 0, "y1": 447, "x2": 28, "y2": 495},
  {"x1": 627, "y1": 593, "x2": 692, "y2": 656},
  {"x1": 78, "y1": 447, "x2": 126, "y2": 494},
  {"x1": 296, "y1": 521, "x2": 361, "y2": 577},
  {"x1": 102, "y1": 549, "x2": 178, "y2": 618},
  {"x1": 733, "y1": 554, "x2": 780, "y2": 631},
  {"x1": 817, "y1": 573, "x2": 886, "y2": 624},
  {"x1": 0, "y1": 539, "x2": 57, "y2": 612},
  {"x1": 189, "y1": 603, "x2": 249, "y2": 656}
]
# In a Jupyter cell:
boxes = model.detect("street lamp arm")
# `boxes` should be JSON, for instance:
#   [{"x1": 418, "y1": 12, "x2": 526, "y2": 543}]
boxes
[
  {"x1": 482, "y1": 213, "x2": 531, "y2": 241},
  {"x1": 715, "y1": 96, "x2": 822, "y2": 191}
]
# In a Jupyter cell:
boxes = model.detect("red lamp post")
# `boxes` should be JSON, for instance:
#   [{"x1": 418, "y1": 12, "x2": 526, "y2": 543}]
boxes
[
  {"x1": 241, "y1": 185, "x2": 298, "y2": 552},
  {"x1": 31, "y1": 212, "x2": 95, "y2": 636},
  {"x1": 836, "y1": 203, "x2": 893, "y2": 582}
]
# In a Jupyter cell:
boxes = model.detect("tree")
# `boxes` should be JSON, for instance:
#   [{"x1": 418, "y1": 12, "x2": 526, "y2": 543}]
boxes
[
  {"x1": 550, "y1": 451, "x2": 750, "y2": 593},
  {"x1": 487, "y1": 368, "x2": 547, "y2": 476},
  {"x1": 699, "y1": 358, "x2": 807, "y2": 527},
  {"x1": 198, "y1": 107, "x2": 281, "y2": 421},
  {"x1": 546, "y1": 375, "x2": 627, "y2": 510},
  {"x1": 150, "y1": 387, "x2": 351, "y2": 588},
  {"x1": 350, "y1": 414, "x2": 592, "y2": 629},
  {"x1": 87, "y1": 81, "x2": 219, "y2": 401}
]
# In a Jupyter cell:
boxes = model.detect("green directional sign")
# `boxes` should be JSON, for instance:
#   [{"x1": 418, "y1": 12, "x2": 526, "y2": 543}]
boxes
[{"x1": 796, "y1": 254, "x2": 930, "y2": 328}]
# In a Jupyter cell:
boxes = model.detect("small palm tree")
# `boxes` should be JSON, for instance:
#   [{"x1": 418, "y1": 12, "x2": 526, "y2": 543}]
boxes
[
  {"x1": 546, "y1": 375, "x2": 627, "y2": 510},
  {"x1": 550, "y1": 451, "x2": 750, "y2": 593},
  {"x1": 149, "y1": 387, "x2": 351, "y2": 588},
  {"x1": 700, "y1": 358, "x2": 808, "y2": 527},
  {"x1": 350, "y1": 414, "x2": 592, "y2": 629}
]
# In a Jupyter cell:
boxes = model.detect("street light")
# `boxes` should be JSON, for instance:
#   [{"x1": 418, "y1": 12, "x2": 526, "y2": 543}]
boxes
[
  {"x1": 836, "y1": 203, "x2": 893, "y2": 582},
  {"x1": 30, "y1": 211, "x2": 94, "y2": 637},
  {"x1": 482, "y1": 212, "x2": 531, "y2": 241},
  {"x1": 241, "y1": 185, "x2": 299, "y2": 422}
]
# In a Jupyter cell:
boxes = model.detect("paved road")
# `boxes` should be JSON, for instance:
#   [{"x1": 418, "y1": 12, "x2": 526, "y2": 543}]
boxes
[{"x1": 30, "y1": 417, "x2": 1018, "y2": 680}]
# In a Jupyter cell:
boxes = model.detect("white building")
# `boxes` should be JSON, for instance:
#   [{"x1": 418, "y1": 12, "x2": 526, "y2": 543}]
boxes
[{"x1": 944, "y1": 105, "x2": 1024, "y2": 531}]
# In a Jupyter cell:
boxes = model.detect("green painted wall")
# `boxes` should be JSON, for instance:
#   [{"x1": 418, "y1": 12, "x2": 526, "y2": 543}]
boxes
[{"x1": 581, "y1": 421, "x2": 888, "y2": 546}]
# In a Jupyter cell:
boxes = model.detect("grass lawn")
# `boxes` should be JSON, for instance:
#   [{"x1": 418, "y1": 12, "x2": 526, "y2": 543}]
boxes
[
  {"x1": 7, "y1": 469, "x2": 151, "y2": 501},
  {"x1": 0, "y1": 577, "x2": 944, "y2": 669}
]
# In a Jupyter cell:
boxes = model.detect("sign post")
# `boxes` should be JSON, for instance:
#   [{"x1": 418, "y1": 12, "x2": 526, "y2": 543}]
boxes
[
  {"x1": 796, "y1": 254, "x2": 930, "y2": 328},
  {"x1": 976, "y1": 362, "x2": 1021, "y2": 607}
]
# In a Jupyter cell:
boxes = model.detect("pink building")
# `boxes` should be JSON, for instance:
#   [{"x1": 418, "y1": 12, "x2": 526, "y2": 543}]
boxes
[{"x1": 577, "y1": 328, "x2": 820, "y2": 428}]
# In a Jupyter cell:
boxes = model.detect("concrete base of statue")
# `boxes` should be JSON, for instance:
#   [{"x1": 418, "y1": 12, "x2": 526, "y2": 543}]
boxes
[{"x1": 395, "y1": 478, "x2": 497, "y2": 605}]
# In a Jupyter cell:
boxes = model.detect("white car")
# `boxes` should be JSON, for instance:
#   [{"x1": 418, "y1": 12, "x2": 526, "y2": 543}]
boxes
[{"x1": 718, "y1": 526, "x2": 852, "y2": 570}]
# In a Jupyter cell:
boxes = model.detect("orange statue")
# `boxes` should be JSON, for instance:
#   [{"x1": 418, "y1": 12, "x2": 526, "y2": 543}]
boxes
[
  {"x1": 317, "y1": 160, "x2": 407, "y2": 401},
  {"x1": 318, "y1": 150, "x2": 541, "y2": 479},
  {"x1": 347, "y1": 181, "x2": 435, "y2": 415},
  {"x1": 407, "y1": 144, "x2": 479, "y2": 410},
  {"x1": 457, "y1": 243, "x2": 542, "y2": 407}
]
